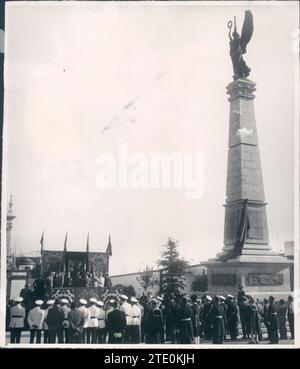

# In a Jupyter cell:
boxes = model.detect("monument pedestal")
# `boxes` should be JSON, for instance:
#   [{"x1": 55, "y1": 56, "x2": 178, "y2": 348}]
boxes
[
  {"x1": 202, "y1": 78, "x2": 293, "y2": 298},
  {"x1": 202, "y1": 255, "x2": 293, "y2": 299}
]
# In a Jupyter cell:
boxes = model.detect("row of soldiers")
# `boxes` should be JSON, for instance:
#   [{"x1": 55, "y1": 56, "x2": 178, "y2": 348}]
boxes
[{"x1": 8, "y1": 292, "x2": 294, "y2": 344}]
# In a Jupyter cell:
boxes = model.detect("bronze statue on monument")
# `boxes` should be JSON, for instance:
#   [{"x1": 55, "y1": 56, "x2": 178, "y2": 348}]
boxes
[{"x1": 228, "y1": 10, "x2": 253, "y2": 80}]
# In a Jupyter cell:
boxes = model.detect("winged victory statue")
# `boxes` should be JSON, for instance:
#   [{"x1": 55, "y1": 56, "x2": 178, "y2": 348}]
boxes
[{"x1": 228, "y1": 10, "x2": 254, "y2": 80}]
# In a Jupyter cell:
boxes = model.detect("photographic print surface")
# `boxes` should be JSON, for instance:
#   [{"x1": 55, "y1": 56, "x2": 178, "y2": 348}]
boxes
[{"x1": 1, "y1": 1, "x2": 298, "y2": 348}]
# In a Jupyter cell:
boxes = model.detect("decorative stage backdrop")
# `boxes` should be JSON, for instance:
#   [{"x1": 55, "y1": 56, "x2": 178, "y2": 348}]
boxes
[{"x1": 42, "y1": 250, "x2": 109, "y2": 275}]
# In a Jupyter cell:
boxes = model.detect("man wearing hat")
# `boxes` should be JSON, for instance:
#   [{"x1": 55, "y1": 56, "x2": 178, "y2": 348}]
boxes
[
  {"x1": 287, "y1": 295, "x2": 294, "y2": 339},
  {"x1": 27, "y1": 300, "x2": 45, "y2": 343},
  {"x1": 9, "y1": 297, "x2": 25, "y2": 343},
  {"x1": 202, "y1": 295, "x2": 213, "y2": 340},
  {"x1": 226, "y1": 295, "x2": 239, "y2": 340},
  {"x1": 129, "y1": 297, "x2": 141, "y2": 344},
  {"x1": 68, "y1": 302, "x2": 85, "y2": 344},
  {"x1": 43, "y1": 300, "x2": 54, "y2": 343},
  {"x1": 96, "y1": 301, "x2": 106, "y2": 343},
  {"x1": 61, "y1": 298, "x2": 71, "y2": 343},
  {"x1": 46, "y1": 299, "x2": 64, "y2": 343},
  {"x1": 87, "y1": 298, "x2": 100, "y2": 343},
  {"x1": 119, "y1": 294, "x2": 131, "y2": 343},
  {"x1": 107, "y1": 300, "x2": 127, "y2": 343},
  {"x1": 78, "y1": 299, "x2": 90, "y2": 343}
]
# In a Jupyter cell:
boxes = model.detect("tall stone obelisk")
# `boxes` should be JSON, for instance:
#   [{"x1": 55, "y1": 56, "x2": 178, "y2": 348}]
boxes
[{"x1": 202, "y1": 11, "x2": 292, "y2": 297}]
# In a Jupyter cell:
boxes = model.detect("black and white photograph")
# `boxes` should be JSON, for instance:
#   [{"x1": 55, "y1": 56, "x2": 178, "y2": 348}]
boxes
[{"x1": 0, "y1": 1, "x2": 299, "y2": 349}]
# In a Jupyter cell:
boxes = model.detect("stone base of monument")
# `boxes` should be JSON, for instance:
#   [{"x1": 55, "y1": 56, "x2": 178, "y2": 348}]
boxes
[{"x1": 202, "y1": 252, "x2": 293, "y2": 299}]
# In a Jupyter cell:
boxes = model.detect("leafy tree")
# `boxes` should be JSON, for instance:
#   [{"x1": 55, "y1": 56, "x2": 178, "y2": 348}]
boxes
[
  {"x1": 123, "y1": 285, "x2": 136, "y2": 298},
  {"x1": 157, "y1": 238, "x2": 189, "y2": 296}
]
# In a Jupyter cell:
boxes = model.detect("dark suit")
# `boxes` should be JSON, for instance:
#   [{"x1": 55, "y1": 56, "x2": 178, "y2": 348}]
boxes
[
  {"x1": 46, "y1": 306, "x2": 64, "y2": 343},
  {"x1": 68, "y1": 308, "x2": 85, "y2": 343},
  {"x1": 107, "y1": 309, "x2": 127, "y2": 343}
]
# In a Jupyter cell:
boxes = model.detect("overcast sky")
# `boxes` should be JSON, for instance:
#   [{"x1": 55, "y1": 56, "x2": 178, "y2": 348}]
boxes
[{"x1": 4, "y1": 1, "x2": 298, "y2": 275}]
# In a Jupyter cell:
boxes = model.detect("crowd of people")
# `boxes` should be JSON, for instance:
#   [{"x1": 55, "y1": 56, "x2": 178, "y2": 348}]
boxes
[{"x1": 7, "y1": 285, "x2": 294, "y2": 345}]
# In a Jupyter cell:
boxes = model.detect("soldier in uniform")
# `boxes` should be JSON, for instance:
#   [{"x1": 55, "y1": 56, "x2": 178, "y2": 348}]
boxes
[
  {"x1": 87, "y1": 298, "x2": 99, "y2": 343},
  {"x1": 147, "y1": 299, "x2": 164, "y2": 344},
  {"x1": 96, "y1": 300, "x2": 106, "y2": 343},
  {"x1": 68, "y1": 302, "x2": 85, "y2": 344},
  {"x1": 267, "y1": 296, "x2": 279, "y2": 344},
  {"x1": 140, "y1": 296, "x2": 151, "y2": 343},
  {"x1": 287, "y1": 295, "x2": 294, "y2": 339},
  {"x1": 190, "y1": 295, "x2": 201, "y2": 344},
  {"x1": 248, "y1": 298, "x2": 260, "y2": 344},
  {"x1": 43, "y1": 300, "x2": 54, "y2": 343},
  {"x1": 61, "y1": 298, "x2": 71, "y2": 343},
  {"x1": 278, "y1": 299, "x2": 288, "y2": 340},
  {"x1": 46, "y1": 299, "x2": 64, "y2": 343},
  {"x1": 129, "y1": 297, "x2": 141, "y2": 344},
  {"x1": 107, "y1": 300, "x2": 127, "y2": 343},
  {"x1": 27, "y1": 299, "x2": 45, "y2": 343},
  {"x1": 78, "y1": 299, "x2": 90, "y2": 343},
  {"x1": 207, "y1": 296, "x2": 225, "y2": 344},
  {"x1": 226, "y1": 295, "x2": 239, "y2": 340},
  {"x1": 239, "y1": 296, "x2": 250, "y2": 339},
  {"x1": 119, "y1": 294, "x2": 131, "y2": 343},
  {"x1": 202, "y1": 295, "x2": 213, "y2": 340},
  {"x1": 177, "y1": 296, "x2": 193, "y2": 344},
  {"x1": 262, "y1": 298, "x2": 270, "y2": 340},
  {"x1": 219, "y1": 296, "x2": 228, "y2": 341},
  {"x1": 9, "y1": 297, "x2": 25, "y2": 343}
]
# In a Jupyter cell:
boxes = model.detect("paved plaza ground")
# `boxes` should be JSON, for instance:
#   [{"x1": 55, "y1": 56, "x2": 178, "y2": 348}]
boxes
[{"x1": 5, "y1": 331, "x2": 294, "y2": 346}]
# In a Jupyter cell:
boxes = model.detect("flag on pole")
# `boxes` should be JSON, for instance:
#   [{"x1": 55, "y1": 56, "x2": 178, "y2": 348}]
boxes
[
  {"x1": 40, "y1": 230, "x2": 44, "y2": 275},
  {"x1": 40, "y1": 230, "x2": 44, "y2": 254},
  {"x1": 64, "y1": 232, "x2": 68, "y2": 253},
  {"x1": 219, "y1": 199, "x2": 250, "y2": 262},
  {"x1": 86, "y1": 233, "x2": 90, "y2": 273},
  {"x1": 106, "y1": 234, "x2": 112, "y2": 256},
  {"x1": 63, "y1": 232, "x2": 68, "y2": 272}
]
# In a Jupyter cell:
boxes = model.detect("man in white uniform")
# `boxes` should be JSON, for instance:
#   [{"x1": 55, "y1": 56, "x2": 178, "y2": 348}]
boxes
[
  {"x1": 27, "y1": 299, "x2": 45, "y2": 344},
  {"x1": 9, "y1": 297, "x2": 25, "y2": 344},
  {"x1": 78, "y1": 298, "x2": 90, "y2": 343},
  {"x1": 119, "y1": 294, "x2": 131, "y2": 343},
  {"x1": 129, "y1": 297, "x2": 141, "y2": 344},
  {"x1": 96, "y1": 300, "x2": 106, "y2": 343},
  {"x1": 87, "y1": 298, "x2": 99, "y2": 344}
]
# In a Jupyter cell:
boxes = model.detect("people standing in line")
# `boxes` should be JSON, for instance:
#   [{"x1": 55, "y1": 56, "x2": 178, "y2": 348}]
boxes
[
  {"x1": 119, "y1": 294, "x2": 131, "y2": 343},
  {"x1": 287, "y1": 295, "x2": 294, "y2": 340},
  {"x1": 27, "y1": 300, "x2": 45, "y2": 344},
  {"x1": 78, "y1": 298, "x2": 90, "y2": 344},
  {"x1": 68, "y1": 302, "x2": 85, "y2": 344},
  {"x1": 106, "y1": 300, "x2": 127, "y2": 344},
  {"x1": 87, "y1": 298, "x2": 99, "y2": 344},
  {"x1": 140, "y1": 296, "x2": 151, "y2": 343},
  {"x1": 278, "y1": 299, "x2": 288, "y2": 340},
  {"x1": 208, "y1": 296, "x2": 225, "y2": 344},
  {"x1": 96, "y1": 300, "x2": 106, "y2": 343},
  {"x1": 226, "y1": 294, "x2": 239, "y2": 340},
  {"x1": 267, "y1": 296, "x2": 279, "y2": 344},
  {"x1": 43, "y1": 300, "x2": 54, "y2": 343},
  {"x1": 46, "y1": 299, "x2": 64, "y2": 343},
  {"x1": 9, "y1": 297, "x2": 25, "y2": 344}
]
